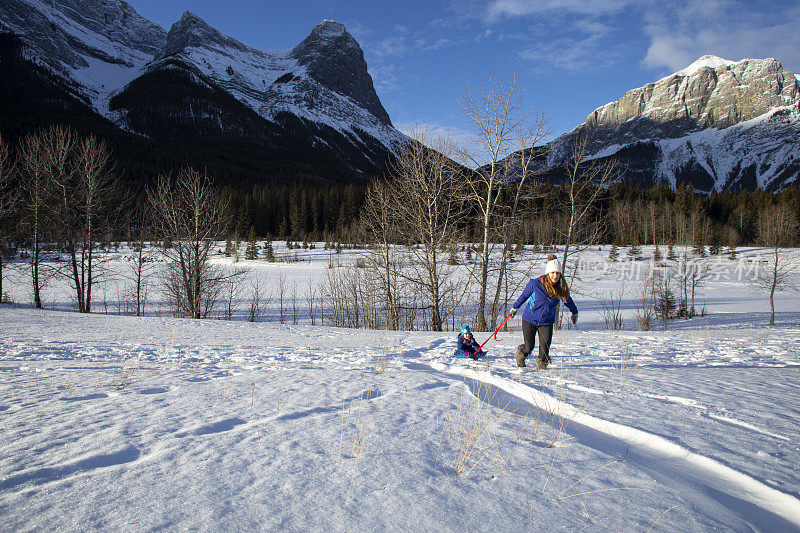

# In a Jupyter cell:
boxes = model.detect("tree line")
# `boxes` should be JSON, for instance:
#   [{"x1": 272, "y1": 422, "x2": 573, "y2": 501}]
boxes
[{"x1": 1, "y1": 107, "x2": 798, "y2": 327}]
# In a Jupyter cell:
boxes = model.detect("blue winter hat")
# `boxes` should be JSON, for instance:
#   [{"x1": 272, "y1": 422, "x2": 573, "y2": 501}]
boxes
[{"x1": 460, "y1": 324, "x2": 472, "y2": 335}]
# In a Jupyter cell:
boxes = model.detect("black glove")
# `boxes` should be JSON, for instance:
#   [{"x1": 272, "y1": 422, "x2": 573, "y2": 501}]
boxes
[{"x1": 571, "y1": 313, "x2": 578, "y2": 324}]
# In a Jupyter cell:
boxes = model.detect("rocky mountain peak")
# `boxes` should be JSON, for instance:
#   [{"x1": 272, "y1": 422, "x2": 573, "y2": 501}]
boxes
[
  {"x1": 310, "y1": 19, "x2": 348, "y2": 40},
  {"x1": 585, "y1": 56, "x2": 800, "y2": 134},
  {"x1": 674, "y1": 55, "x2": 737, "y2": 77},
  {"x1": 291, "y1": 19, "x2": 390, "y2": 125},
  {"x1": 0, "y1": 0, "x2": 165, "y2": 72},
  {"x1": 162, "y1": 10, "x2": 250, "y2": 58}
]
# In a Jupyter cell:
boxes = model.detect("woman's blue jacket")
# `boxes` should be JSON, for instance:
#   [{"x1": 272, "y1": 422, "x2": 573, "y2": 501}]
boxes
[{"x1": 512, "y1": 275, "x2": 578, "y2": 326}]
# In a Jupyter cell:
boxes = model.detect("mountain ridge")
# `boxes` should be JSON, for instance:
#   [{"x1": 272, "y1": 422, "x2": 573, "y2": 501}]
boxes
[
  {"x1": 0, "y1": 0, "x2": 402, "y2": 184},
  {"x1": 539, "y1": 55, "x2": 800, "y2": 192}
]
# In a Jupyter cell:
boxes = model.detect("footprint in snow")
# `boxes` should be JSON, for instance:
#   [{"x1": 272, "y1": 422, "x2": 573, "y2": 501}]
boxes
[
  {"x1": 176, "y1": 417, "x2": 248, "y2": 438},
  {"x1": 138, "y1": 387, "x2": 169, "y2": 395},
  {"x1": 60, "y1": 393, "x2": 109, "y2": 402}
]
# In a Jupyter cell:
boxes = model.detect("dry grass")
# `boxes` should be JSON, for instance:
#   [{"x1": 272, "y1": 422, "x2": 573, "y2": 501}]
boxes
[
  {"x1": 112, "y1": 356, "x2": 139, "y2": 389},
  {"x1": 374, "y1": 343, "x2": 390, "y2": 374},
  {"x1": 448, "y1": 379, "x2": 509, "y2": 476},
  {"x1": 647, "y1": 505, "x2": 681, "y2": 531},
  {"x1": 339, "y1": 390, "x2": 378, "y2": 459},
  {"x1": 605, "y1": 350, "x2": 640, "y2": 393}
]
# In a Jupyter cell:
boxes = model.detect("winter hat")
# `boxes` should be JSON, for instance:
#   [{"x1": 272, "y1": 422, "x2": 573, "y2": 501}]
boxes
[
  {"x1": 544, "y1": 254, "x2": 561, "y2": 275},
  {"x1": 460, "y1": 324, "x2": 472, "y2": 335}
]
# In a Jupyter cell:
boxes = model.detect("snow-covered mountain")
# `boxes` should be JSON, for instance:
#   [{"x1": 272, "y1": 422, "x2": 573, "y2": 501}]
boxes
[
  {"x1": 0, "y1": 0, "x2": 403, "y2": 181},
  {"x1": 0, "y1": 0, "x2": 166, "y2": 114},
  {"x1": 543, "y1": 55, "x2": 800, "y2": 191},
  {"x1": 149, "y1": 13, "x2": 399, "y2": 149}
]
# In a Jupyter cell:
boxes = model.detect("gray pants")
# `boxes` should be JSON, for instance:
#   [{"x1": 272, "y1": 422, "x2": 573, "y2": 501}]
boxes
[{"x1": 521, "y1": 319, "x2": 553, "y2": 362}]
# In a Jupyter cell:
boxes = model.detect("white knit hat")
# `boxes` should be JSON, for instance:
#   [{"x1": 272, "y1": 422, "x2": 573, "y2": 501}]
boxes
[{"x1": 545, "y1": 257, "x2": 561, "y2": 275}]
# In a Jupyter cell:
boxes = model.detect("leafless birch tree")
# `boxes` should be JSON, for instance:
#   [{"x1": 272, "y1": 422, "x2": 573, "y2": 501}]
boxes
[
  {"x1": 756, "y1": 203, "x2": 799, "y2": 325},
  {"x1": 391, "y1": 131, "x2": 466, "y2": 331},
  {"x1": 0, "y1": 134, "x2": 15, "y2": 301},
  {"x1": 40, "y1": 126, "x2": 120, "y2": 313},
  {"x1": 361, "y1": 176, "x2": 402, "y2": 329},
  {"x1": 558, "y1": 132, "x2": 621, "y2": 274},
  {"x1": 149, "y1": 167, "x2": 239, "y2": 319},
  {"x1": 461, "y1": 75, "x2": 550, "y2": 330},
  {"x1": 17, "y1": 131, "x2": 52, "y2": 308}
]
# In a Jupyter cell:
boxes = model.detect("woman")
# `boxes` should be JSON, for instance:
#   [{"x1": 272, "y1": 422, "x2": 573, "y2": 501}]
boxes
[{"x1": 510, "y1": 254, "x2": 578, "y2": 369}]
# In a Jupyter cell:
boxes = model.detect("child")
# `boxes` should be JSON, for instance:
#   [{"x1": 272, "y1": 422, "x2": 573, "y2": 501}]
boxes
[{"x1": 456, "y1": 325, "x2": 485, "y2": 360}]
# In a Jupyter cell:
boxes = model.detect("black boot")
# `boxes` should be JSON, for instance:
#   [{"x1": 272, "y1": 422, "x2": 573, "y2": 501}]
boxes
[
  {"x1": 515, "y1": 344, "x2": 526, "y2": 367},
  {"x1": 537, "y1": 354, "x2": 550, "y2": 370}
]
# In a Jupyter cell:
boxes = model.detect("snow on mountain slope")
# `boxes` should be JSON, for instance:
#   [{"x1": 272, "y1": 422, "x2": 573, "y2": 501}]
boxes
[
  {"x1": 656, "y1": 106, "x2": 800, "y2": 189},
  {"x1": 155, "y1": 13, "x2": 402, "y2": 151},
  {"x1": 0, "y1": 1, "x2": 404, "y2": 155},
  {"x1": 540, "y1": 55, "x2": 800, "y2": 191},
  {"x1": 0, "y1": 0, "x2": 166, "y2": 114},
  {"x1": 673, "y1": 54, "x2": 738, "y2": 77}
]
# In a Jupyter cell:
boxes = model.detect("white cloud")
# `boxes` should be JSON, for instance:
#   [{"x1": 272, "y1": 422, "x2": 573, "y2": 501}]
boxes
[
  {"x1": 476, "y1": 29, "x2": 493, "y2": 41},
  {"x1": 486, "y1": 0, "x2": 634, "y2": 22},
  {"x1": 369, "y1": 64, "x2": 399, "y2": 93},
  {"x1": 642, "y1": 0, "x2": 800, "y2": 74}
]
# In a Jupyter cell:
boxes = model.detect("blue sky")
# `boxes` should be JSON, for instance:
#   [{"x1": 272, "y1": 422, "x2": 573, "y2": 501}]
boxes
[{"x1": 130, "y1": 0, "x2": 800, "y2": 147}]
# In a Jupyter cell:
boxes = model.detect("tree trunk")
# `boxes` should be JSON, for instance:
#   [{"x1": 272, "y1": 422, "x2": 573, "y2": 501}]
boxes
[
  {"x1": 769, "y1": 248, "x2": 777, "y2": 326},
  {"x1": 32, "y1": 223, "x2": 42, "y2": 308},
  {"x1": 769, "y1": 289, "x2": 775, "y2": 326},
  {"x1": 476, "y1": 211, "x2": 491, "y2": 331}
]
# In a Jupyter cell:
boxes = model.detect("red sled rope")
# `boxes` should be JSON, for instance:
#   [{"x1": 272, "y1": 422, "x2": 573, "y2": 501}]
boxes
[{"x1": 478, "y1": 312, "x2": 514, "y2": 352}]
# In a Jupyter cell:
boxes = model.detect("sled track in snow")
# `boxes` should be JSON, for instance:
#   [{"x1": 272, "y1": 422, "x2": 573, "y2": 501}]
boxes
[{"x1": 428, "y1": 360, "x2": 800, "y2": 532}]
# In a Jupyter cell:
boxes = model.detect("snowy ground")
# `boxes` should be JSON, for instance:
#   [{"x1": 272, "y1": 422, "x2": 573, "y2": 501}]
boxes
[{"x1": 1, "y1": 245, "x2": 800, "y2": 531}]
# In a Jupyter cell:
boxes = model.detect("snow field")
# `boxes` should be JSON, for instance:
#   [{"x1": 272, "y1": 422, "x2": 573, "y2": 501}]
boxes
[{"x1": 1, "y1": 244, "x2": 799, "y2": 531}]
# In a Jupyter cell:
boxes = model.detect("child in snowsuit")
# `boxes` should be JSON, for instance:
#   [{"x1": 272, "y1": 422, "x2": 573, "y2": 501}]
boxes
[{"x1": 456, "y1": 325, "x2": 485, "y2": 360}]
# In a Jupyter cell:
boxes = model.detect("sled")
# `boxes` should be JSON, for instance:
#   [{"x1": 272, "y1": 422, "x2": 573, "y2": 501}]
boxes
[{"x1": 451, "y1": 351, "x2": 486, "y2": 359}]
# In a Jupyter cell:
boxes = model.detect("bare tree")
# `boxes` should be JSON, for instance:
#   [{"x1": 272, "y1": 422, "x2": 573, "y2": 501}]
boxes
[
  {"x1": 675, "y1": 256, "x2": 709, "y2": 318},
  {"x1": 558, "y1": 132, "x2": 621, "y2": 274},
  {"x1": 391, "y1": 131, "x2": 466, "y2": 331},
  {"x1": 40, "y1": 127, "x2": 120, "y2": 313},
  {"x1": 125, "y1": 200, "x2": 157, "y2": 316},
  {"x1": 635, "y1": 272, "x2": 657, "y2": 331},
  {"x1": 149, "y1": 167, "x2": 239, "y2": 318},
  {"x1": 460, "y1": 76, "x2": 549, "y2": 330},
  {"x1": 0, "y1": 134, "x2": 15, "y2": 301},
  {"x1": 756, "y1": 203, "x2": 799, "y2": 325},
  {"x1": 488, "y1": 114, "x2": 550, "y2": 329},
  {"x1": 360, "y1": 176, "x2": 402, "y2": 329},
  {"x1": 16, "y1": 131, "x2": 53, "y2": 308}
]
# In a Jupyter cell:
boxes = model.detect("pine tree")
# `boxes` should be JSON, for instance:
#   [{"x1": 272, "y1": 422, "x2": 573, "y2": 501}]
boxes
[
  {"x1": 652, "y1": 244, "x2": 662, "y2": 263},
  {"x1": 709, "y1": 230, "x2": 723, "y2": 255},
  {"x1": 264, "y1": 240, "x2": 275, "y2": 262},
  {"x1": 465, "y1": 246, "x2": 473, "y2": 262},
  {"x1": 245, "y1": 226, "x2": 258, "y2": 260},
  {"x1": 224, "y1": 238, "x2": 234, "y2": 257},
  {"x1": 726, "y1": 243, "x2": 738, "y2": 261},
  {"x1": 608, "y1": 243, "x2": 619, "y2": 262},
  {"x1": 448, "y1": 246, "x2": 459, "y2": 265},
  {"x1": 655, "y1": 283, "x2": 677, "y2": 321},
  {"x1": 627, "y1": 237, "x2": 642, "y2": 260},
  {"x1": 693, "y1": 229, "x2": 706, "y2": 257},
  {"x1": 667, "y1": 241, "x2": 676, "y2": 261}
]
